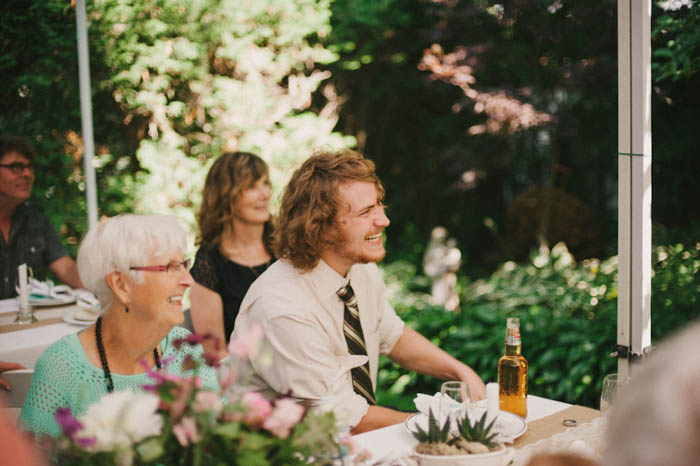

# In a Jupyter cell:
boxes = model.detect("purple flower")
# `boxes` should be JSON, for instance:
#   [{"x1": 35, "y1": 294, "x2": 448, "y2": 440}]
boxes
[
  {"x1": 143, "y1": 356, "x2": 179, "y2": 386},
  {"x1": 74, "y1": 436, "x2": 97, "y2": 448},
  {"x1": 203, "y1": 350, "x2": 221, "y2": 368},
  {"x1": 55, "y1": 407, "x2": 83, "y2": 438},
  {"x1": 141, "y1": 383, "x2": 159, "y2": 393}
]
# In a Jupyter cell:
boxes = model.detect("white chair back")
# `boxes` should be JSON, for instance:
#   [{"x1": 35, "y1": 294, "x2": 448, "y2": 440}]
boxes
[{"x1": 1, "y1": 369, "x2": 33, "y2": 408}]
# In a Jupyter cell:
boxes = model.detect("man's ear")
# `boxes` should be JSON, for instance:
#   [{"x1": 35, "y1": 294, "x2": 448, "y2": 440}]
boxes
[{"x1": 105, "y1": 270, "x2": 131, "y2": 306}]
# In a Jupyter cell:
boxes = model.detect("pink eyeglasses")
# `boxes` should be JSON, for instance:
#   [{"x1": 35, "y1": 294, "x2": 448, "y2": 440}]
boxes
[{"x1": 130, "y1": 258, "x2": 192, "y2": 275}]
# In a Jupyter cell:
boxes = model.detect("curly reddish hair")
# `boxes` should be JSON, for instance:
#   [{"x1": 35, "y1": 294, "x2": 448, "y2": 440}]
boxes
[{"x1": 273, "y1": 149, "x2": 384, "y2": 271}]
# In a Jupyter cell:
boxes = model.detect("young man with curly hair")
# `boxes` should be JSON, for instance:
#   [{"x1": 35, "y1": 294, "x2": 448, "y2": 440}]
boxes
[{"x1": 233, "y1": 149, "x2": 485, "y2": 434}]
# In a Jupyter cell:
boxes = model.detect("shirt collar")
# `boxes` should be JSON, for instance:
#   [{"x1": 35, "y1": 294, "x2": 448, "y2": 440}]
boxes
[{"x1": 308, "y1": 259, "x2": 357, "y2": 300}]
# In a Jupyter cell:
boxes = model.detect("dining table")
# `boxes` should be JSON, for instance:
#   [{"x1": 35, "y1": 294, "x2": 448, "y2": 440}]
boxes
[
  {"x1": 0, "y1": 298, "x2": 90, "y2": 368},
  {"x1": 353, "y1": 394, "x2": 605, "y2": 465},
  {"x1": 2, "y1": 297, "x2": 606, "y2": 464}
]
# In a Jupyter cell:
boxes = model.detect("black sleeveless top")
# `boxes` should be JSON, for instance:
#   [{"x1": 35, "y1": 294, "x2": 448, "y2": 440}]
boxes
[{"x1": 190, "y1": 245, "x2": 274, "y2": 342}]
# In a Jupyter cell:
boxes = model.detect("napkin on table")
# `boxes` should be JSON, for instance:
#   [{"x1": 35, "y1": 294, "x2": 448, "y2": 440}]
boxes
[
  {"x1": 18, "y1": 277, "x2": 75, "y2": 302},
  {"x1": 413, "y1": 392, "x2": 487, "y2": 421},
  {"x1": 73, "y1": 288, "x2": 100, "y2": 311},
  {"x1": 414, "y1": 392, "x2": 487, "y2": 416}
]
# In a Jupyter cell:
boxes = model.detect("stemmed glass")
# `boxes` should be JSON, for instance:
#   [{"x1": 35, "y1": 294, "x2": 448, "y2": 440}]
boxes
[
  {"x1": 600, "y1": 373, "x2": 629, "y2": 412},
  {"x1": 439, "y1": 381, "x2": 470, "y2": 426}
]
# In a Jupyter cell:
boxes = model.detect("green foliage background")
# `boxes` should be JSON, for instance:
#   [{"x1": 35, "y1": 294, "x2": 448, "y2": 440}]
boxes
[
  {"x1": 1, "y1": 0, "x2": 699, "y2": 407},
  {"x1": 378, "y1": 242, "x2": 700, "y2": 410}
]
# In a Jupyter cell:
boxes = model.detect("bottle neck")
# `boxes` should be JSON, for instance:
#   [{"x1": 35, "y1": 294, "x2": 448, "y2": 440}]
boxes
[
  {"x1": 505, "y1": 343, "x2": 522, "y2": 356},
  {"x1": 505, "y1": 327, "x2": 522, "y2": 355}
]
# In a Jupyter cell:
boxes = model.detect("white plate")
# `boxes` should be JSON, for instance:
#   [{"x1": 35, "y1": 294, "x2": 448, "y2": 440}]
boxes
[
  {"x1": 405, "y1": 407, "x2": 527, "y2": 440},
  {"x1": 28, "y1": 295, "x2": 77, "y2": 307},
  {"x1": 63, "y1": 308, "x2": 99, "y2": 326}
]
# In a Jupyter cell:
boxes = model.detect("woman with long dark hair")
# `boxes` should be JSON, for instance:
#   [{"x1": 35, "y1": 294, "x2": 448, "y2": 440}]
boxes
[{"x1": 190, "y1": 152, "x2": 275, "y2": 358}]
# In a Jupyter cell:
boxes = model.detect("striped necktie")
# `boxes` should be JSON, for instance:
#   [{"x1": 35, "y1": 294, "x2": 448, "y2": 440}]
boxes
[{"x1": 337, "y1": 282, "x2": 377, "y2": 405}]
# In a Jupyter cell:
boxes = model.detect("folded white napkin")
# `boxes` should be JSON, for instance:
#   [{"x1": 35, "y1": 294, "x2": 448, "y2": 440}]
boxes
[
  {"x1": 49, "y1": 284, "x2": 75, "y2": 300},
  {"x1": 24, "y1": 277, "x2": 54, "y2": 297},
  {"x1": 414, "y1": 392, "x2": 489, "y2": 416},
  {"x1": 414, "y1": 392, "x2": 469, "y2": 421},
  {"x1": 74, "y1": 288, "x2": 100, "y2": 311},
  {"x1": 18, "y1": 277, "x2": 76, "y2": 301}
]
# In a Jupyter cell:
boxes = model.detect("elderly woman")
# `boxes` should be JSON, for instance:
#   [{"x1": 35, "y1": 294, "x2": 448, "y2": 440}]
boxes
[
  {"x1": 189, "y1": 152, "x2": 275, "y2": 358},
  {"x1": 19, "y1": 214, "x2": 218, "y2": 437}
]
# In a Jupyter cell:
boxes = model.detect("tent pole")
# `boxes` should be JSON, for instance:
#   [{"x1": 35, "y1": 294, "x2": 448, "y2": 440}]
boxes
[
  {"x1": 75, "y1": 0, "x2": 98, "y2": 229},
  {"x1": 617, "y1": 0, "x2": 652, "y2": 378}
]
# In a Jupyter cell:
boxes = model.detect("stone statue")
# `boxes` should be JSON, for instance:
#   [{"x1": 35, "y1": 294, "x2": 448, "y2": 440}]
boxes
[{"x1": 423, "y1": 227, "x2": 461, "y2": 311}]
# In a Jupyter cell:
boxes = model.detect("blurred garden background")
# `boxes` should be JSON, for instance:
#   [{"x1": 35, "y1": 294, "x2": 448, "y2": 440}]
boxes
[{"x1": 2, "y1": 0, "x2": 699, "y2": 409}]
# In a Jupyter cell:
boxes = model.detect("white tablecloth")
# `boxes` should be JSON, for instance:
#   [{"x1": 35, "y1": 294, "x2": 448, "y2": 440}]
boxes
[
  {"x1": 353, "y1": 395, "x2": 571, "y2": 462},
  {"x1": 0, "y1": 299, "x2": 85, "y2": 368}
]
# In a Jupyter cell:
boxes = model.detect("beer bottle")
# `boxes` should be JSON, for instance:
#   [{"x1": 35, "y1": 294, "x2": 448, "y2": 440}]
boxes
[{"x1": 498, "y1": 317, "x2": 528, "y2": 418}]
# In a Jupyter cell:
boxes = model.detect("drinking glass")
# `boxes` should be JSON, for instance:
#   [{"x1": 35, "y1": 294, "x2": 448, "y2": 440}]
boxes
[
  {"x1": 600, "y1": 373, "x2": 629, "y2": 412},
  {"x1": 439, "y1": 381, "x2": 470, "y2": 425}
]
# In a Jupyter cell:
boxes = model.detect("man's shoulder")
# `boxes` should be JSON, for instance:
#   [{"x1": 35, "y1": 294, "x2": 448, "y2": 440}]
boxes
[
  {"x1": 15, "y1": 202, "x2": 49, "y2": 220},
  {"x1": 349, "y1": 262, "x2": 384, "y2": 287},
  {"x1": 14, "y1": 202, "x2": 54, "y2": 232},
  {"x1": 244, "y1": 259, "x2": 310, "y2": 315},
  {"x1": 253, "y1": 259, "x2": 305, "y2": 287}
]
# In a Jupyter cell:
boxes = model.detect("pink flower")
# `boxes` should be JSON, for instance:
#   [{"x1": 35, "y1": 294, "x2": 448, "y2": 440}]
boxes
[
  {"x1": 193, "y1": 390, "x2": 223, "y2": 415},
  {"x1": 168, "y1": 377, "x2": 197, "y2": 420},
  {"x1": 228, "y1": 322, "x2": 264, "y2": 360},
  {"x1": 241, "y1": 392, "x2": 272, "y2": 427},
  {"x1": 222, "y1": 408, "x2": 243, "y2": 423},
  {"x1": 172, "y1": 416, "x2": 200, "y2": 447},
  {"x1": 262, "y1": 398, "x2": 305, "y2": 439}
]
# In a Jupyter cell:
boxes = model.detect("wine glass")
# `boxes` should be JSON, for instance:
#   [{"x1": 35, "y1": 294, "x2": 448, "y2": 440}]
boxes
[
  {"x1": 600, "y1": 373, "x2": 629, "y2": 412},
  {"x1": 439, "y1": 381, "x2": 470, "y2": 425}
]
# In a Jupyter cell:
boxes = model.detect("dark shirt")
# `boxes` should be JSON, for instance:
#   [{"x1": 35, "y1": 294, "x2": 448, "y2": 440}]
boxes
[
  {"x1": 0, "y1": 203, "x2": 68, "y2": 299},
  {"x1": 190, "y1": 245, "x2": 274, "y2": 342}
]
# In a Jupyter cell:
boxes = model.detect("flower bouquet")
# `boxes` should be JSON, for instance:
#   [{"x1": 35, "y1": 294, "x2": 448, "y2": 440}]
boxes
[{"x1": 50, "y1": 325, "x2": 371, "y2": 466}]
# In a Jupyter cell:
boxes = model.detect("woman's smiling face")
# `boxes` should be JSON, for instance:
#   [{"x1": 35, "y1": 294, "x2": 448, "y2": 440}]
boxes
[{"x1": 128, "y1": 252, "x2": 194, "y2": 327}]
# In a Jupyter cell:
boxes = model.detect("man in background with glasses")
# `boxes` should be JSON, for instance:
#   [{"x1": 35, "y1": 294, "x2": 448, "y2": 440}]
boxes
[{"x1": 0, "y1": 135, "x2": 83, "y2": 299}]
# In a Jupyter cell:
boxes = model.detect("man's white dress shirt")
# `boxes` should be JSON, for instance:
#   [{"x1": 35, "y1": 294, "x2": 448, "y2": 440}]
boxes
[{"x1": 232, "y1": 259, "x2": 405, "y2": 427}]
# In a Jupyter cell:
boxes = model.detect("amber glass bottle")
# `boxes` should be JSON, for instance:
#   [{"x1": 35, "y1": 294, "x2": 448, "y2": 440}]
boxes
[{"x1": 498, "y1": 317, "x2": 528, "y2": 418}]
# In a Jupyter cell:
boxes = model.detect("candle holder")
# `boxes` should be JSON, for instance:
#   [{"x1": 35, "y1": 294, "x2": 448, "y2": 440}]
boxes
[{"x1": 14, "y1": 303, "x2": 38, "y2": 325}]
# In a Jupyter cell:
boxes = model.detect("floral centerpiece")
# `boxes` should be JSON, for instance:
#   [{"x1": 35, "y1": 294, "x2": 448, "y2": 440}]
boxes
[{"x1": 50, "y1": 325, "x2": 371, "y2": 466}]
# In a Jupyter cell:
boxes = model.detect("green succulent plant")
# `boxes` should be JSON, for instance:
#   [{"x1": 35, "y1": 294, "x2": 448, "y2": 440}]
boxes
[
  {"x1": 455, "y1": 410, "x2": 498, "y2": 448},
  {"x1": 409, "y1": 408, "x2": 452, "y2": 444}
]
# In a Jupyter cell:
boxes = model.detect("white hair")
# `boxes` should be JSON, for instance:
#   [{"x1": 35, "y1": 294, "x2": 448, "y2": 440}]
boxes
[
  {"x1": 77, "y1": 214, "x2": 188, "y2": 311},
  {"x1": 603, "y1": 320, "x2": 700, "y2": 466}
]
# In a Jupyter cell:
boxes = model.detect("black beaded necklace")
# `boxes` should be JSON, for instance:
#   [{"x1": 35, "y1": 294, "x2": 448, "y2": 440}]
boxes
[{"x1": 95, "y1": 316, "x2": 161, "y2": 393}]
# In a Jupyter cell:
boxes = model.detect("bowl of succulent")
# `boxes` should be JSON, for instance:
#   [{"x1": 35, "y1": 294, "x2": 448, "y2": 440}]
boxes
[{"x1": 409, "y1": 409, "x2": 515, "y2": 466}]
